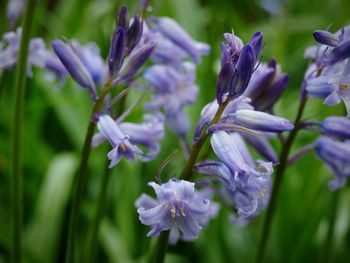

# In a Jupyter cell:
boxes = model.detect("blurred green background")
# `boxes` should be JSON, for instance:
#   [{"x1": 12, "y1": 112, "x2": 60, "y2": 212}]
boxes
[{"x1": 1, "y1": 0, "x2": 350, "y2": 262}]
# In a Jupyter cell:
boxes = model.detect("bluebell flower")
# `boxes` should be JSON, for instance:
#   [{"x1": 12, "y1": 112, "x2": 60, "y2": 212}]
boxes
[
  {"x1": 315, "y1": 136, "x2": 350, "y2": 190},
  {"x1": 243, "y1": 59, "x2": 289, "y2": 111},
  {"x1": 194, "y1": 131, "x2": 273, "y2": 224},
  {"x1": 0, "y1": 29, "x2": 47, "y2": 75},
  {"x1": 193, "y1": 97, "x2": 294, "y2": 144},
  {"x1": 155, "y1": 17, "x2": 210, "y2": 63},
  {"x1": 216, "y1": 31, "x2": 263, "y2": 104},
  {"x1": 230, "y1": 109, "x2": 294, "y2": 132},
  {"x1": 7, "y1": 0, "x2": 25, "y2": 28},
  {"x1": 52, "y1": 39, "x2": 97, "y2": 100},
  {"x1": 70, "y1": 41, "x2": 108, "y2": 86},
  {"x1": 96, "y1": 115, "x2": 143, "y2": 168},
  {"x1": 142, "y1": 23, "x2": 188, "y2": 66},
  {"x1": 118, "y1": 41, "x2": 156, "y2": 81},
  {"x1": 321, "y1": 116, "x2": 350, "y2": 140},
  {"x1": 93, "y1": 113, "x2": 164, "y2": 163},
  {"x1": 118, "y1": 113, "x2": 165, "y2": 161},
  {"x1": 144, "y1": 62, "x2": 198, "y2": 114},
  {"x1": 305, "y1": 60, "x2": 350, "y2": 115},
  {"x1": 135, "y1": 179, "x2": 218, "y2": 244},
  {"x1": 108, "y1": 27, "x2": 126, "y2": 77},
  {"x1": 193, "y1": 97, "x2": 253, "y2": 144}
]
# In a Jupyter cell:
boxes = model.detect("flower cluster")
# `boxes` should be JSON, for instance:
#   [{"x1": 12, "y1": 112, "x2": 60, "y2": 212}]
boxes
[
  {"x1": 140, "y1": 17, "x2": 210, "y2": 137},
  {"x1": 304, "y1": 25, "x2": 350, "y2": 190}
]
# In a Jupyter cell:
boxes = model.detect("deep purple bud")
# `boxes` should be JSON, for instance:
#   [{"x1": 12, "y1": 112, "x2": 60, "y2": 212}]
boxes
[
  {"x1": 117, "y1": 6, "x2": 129, "y2": 31},
  {"x1": 216, "y1": 62, "x2": 235, "y2": 104},
  {"x1": 119, "y1": 42, "x2": 156, "y2": 80},
  {"x1": 313, "y1": 30, "x2": 339, "y2": 47},
  {"x1": 232, "y1": 44, "x2": 255, "y2": 96},
  {"x1": 256, "y1": 73, "x2": 289, "y2": 110},
  {"x1": 321, "y1": 116, "x2": 350, "y2": 139},
  {"x1": 126, "y1": 16, "x2": 143, "y2": 53},
  {"x1": 108, "y1": 27, "x2": 126, "y2": 76},
  {"x1": 325, "y1": 39, "x2": 350, "y2": 64},
  {"x1": 233, "y1": 110, "x2": 294, "y2": 132},
  {"x1": 52, "y1": 39, "x2": 96, "y2": 98},
  {"x1": 248, "y1": 31, "x2": 263, "y2": 60}
]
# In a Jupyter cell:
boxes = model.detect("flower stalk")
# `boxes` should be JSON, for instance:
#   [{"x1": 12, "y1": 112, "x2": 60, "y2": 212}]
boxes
[
  {"x1": 65, "y1": 80, "x2": 113, "y2": 263},
  {"x1": 11, "y1": 0, "x2": 36, "y2": 262},
  {"x1": 256, "y1": 96, "x2": 308, "y2": 263}
]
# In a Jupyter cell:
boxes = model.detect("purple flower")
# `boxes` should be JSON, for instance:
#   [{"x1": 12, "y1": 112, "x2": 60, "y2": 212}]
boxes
[
  {"x1": 231, "y1": 109, "x2": 294, "y2": 132},
  {"x1": 108, "y1": 27, "x2": 126, "y2": 77},
  {"x1": 305, "y1": 60, "x2": 350, "y2": 115},
  {"x1": 96, "y1": 115, "x2": 143, "y2": 168},
  {"x1": 155, "y1": 17, "x2": 210, "y2": 63},
  {"x1": 135, "y1": 179, "x2": 218, "y2": 244},
  {"x1": 216, "y1": 32, "x2": 263, "y2": 104},
  {"x1": 93, "y1": 113, "x2": 164, "y2": 163},
  {"x1": 315, "y1": 136, "x2": 350, "y2": 190},
  {"x1": 144, "y1": 62, "x2": 198, "y2": 114},
  {"x1": 70, "y1": 41, "x2": 108, "y2": 86},
  {"x1": 118, "y1": 113, "x2": 165, "y2": 161},
  {"x1": 193, "y1": 97, "x2": 253, "y2": 144},
  {"x1": 321, "y1": 116, "x2": 350, "y2": 140},
  {"x1": 52, "y1": 39, "x2": 97, "y2": 100},
  {"x1": 243, "y1": 59, "x2": 289, "y2": 111},
  {"x1": 7, "y1": 0, "x2": 25, "y2": 28},
  {"x1": 195, "y1": 131, "x2": 273, "y2": 224},
  {"x1": 118, "y1": 41, "x2": 156, "y2": 80}
]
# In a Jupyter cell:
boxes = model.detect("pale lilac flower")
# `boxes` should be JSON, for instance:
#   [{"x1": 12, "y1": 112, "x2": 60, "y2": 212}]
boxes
[
  {"x1": 71, "y1": 41, "x2": 108, "y2": 87},
  {"x1": 96, "y1": 115, "x2": 143, "y2": 168},
  {"x1": 0, "y1": 28, "x2": 47, "y2": 75},
  {"x1": 144, "y1": 62, "x2": 198, "y2": 114},
  {"x1": 195, "y1": 131, "x2": 273, "y2": 224},
  {"x1": 155, "y1": 17, "x2": 210, "y2": 63},
  {"x1": 93, "y1": 113, "x2": 164, "y2": 163},
  {"x1": 315, "y1": 136, "x2": 350, "y2": 190},
  {"x1": 135, "y1": 179, "x2": 218, "y2": 244},
  {"x1": 7, "y1": 0, "x2": 25, "y2": 28},
  {"x1": 52, "y1": 39, "x2": 97, "y2": 99},
  {"x1": 321, "y1": 116, "x2": 350, "y2": 140},
  {"x1": 119, "y1": 113, "x2": 165, "y2": 161},
  {"x1": 231, "y1": 109, "x2": 294, "y2": 132}
]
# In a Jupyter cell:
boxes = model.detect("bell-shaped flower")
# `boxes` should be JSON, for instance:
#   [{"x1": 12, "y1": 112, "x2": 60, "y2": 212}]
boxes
[
  {"x1": 155, "y1": 17, "x2": 210, "y2": 63},
  {"x1": 96, "y1": 115, "x2": 143, "y2": 168},
  {"x1": 315, "y1": 136, "x2": 350, "y2": 190},
  {"x1": 195, "y1": 131, "x2": 273, "y2": 224},
  {"x1": 135, "y1": 179, "x2": 218, "y2": 244},
  {"x1": 321, "y1": 116, "x2": 350, "y2": 140}
]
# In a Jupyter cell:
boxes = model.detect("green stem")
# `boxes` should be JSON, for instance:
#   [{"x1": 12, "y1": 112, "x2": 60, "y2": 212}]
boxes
[
  {"x1": 11, "y1": 0, "x2": 36, "y2": 262},
  {"x1": 65, "y1": 120, "x2": 96, "y2": 263},
  {"x1": 150, "y1": 231, "x2": 170, "y2": 263},
  {"x1": 65, "y1": 81, "x2": 112, "y2": 263},
  {"x1": 86, "y1": 160, "x2": 111, "y2": 263},
  {"x1": 86, "y1": 91, "x2": 127, "y2": 263},
  {"x1": 324, "y1": 190, "x2": 339, "y2": 262},
  {"x1": 256, "y1": 97, "x2": 308, "y2": 263},
  {"x1": 151, "y1": 100, "x2": 230, "y2": 263}
]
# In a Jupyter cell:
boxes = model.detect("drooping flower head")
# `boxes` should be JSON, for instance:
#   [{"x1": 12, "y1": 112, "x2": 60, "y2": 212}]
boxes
[
  {"x1": 315, "y1": 136, "x2": 350, "y2": 190},
  {"x1": 194, "y1": 131, "x2": 272, "y2": 224},
  {"x1": 136, "y1": 179, "x2": 218, "y2": 244}
]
